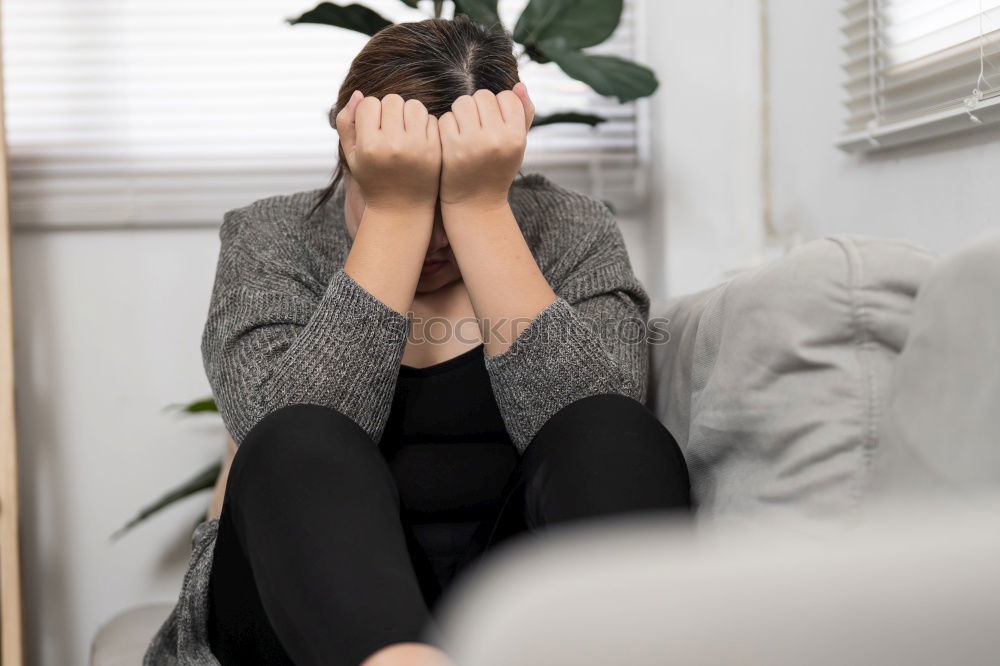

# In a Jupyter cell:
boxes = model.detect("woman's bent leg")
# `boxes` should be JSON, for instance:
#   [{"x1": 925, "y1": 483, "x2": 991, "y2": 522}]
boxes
[
  {"x1": 473, "y1": 393, "x2": 692, "y2": 555},
  {"x1": 207, "y1": 403, "x2": 432, "y2": 666}
]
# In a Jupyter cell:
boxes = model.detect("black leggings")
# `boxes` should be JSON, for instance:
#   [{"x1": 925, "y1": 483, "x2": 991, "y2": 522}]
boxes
[{"x1": 206, "y1": 393, "x2": 691, "y2": 666}]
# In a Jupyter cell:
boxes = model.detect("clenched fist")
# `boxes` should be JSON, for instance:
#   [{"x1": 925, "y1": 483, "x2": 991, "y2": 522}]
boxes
[
  {"x1": 335, "y1": 91, "x2": 442, "y2": 213},
  {"x1": 438, "y1": 82, "x2": 536, "y2": 210}
]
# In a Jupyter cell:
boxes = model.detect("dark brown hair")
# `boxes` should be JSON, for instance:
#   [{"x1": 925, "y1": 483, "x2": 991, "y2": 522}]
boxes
[{"x1": 306, "y1": 14, "x2": 522, "y2": 220}]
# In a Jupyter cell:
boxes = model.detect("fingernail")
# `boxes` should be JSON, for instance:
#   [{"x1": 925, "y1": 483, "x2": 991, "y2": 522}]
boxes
[{"x1": 351, "y1": 90, "x2": 362, "y2": 103}]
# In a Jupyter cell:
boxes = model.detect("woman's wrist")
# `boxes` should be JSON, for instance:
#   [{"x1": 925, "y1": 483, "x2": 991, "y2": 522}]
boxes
[
  {"x1": 343, "y1": 203, "x2": 436, "y2": 314},
  {"x1": 363, "y1": 200, "x2": 437, "y2": 223},
  {"x1": 440, "y1": 196, "x2": 512, "y2": 227},
  {"x1": 439, "y1": 196, "x2": 556, "y2": 356}
]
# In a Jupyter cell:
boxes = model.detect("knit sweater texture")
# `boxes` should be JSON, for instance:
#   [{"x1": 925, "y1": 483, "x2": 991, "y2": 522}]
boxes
[{"x1": 144, "y1": 172, "x2": 650, "y2": 664}]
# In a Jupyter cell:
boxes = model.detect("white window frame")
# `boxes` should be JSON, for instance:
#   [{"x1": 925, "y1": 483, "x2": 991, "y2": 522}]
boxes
[{"x1": 837, "y1": 0, "x2": 1000, "y2": 153}]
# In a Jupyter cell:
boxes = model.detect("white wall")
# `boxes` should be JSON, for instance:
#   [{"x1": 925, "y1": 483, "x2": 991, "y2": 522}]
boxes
[
  {"x1": 641, "y1": 0, "x2": 766, "y2": 299},
  {"x1": 768, "y1": 0, "x2": 1000, "y2": 252},
  {"x1": 13, "y1": 228, "x2": 229, "y2": 664}
]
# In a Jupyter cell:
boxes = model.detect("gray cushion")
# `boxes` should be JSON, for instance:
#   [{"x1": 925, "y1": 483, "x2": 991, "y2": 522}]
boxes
[
  {"x1": 91, "y1": 603, "x2": 173, "y2": 666},
  {"x1": 433, "y1": 494, "x2": 1000, "y2": 666},
  {"x1": 871, "y1": 231, "x2": 1000, "y2": 498},
  {"x1": 648, "y1": 235, "x2": 938, "y2": 531}
]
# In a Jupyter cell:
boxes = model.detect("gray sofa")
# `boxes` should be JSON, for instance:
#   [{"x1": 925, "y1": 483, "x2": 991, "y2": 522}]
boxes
[
  {"x1": 431, "y1": 232, "x2": 1000, "y2": 665},
  {"x1": 648, "y1": 234, "x2": 939, "y2": 532},
  {"x1": 94, "y1": 233, "x2": 999, "y2": 664}
]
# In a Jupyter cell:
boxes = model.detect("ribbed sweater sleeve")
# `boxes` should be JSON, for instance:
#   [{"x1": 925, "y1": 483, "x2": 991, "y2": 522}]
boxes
[
  {"x1": 484, "y1": 195, "x2": 651, "y2": 453},
  {"x1": 201, "y1": 208, "x2": 409, "y2": 446}
]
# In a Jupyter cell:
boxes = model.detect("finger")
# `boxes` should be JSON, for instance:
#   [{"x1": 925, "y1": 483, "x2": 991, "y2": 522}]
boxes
[
  {"x1": 496, "y1": 90, "x2": 525, "y2": 130},
  {"x1": 512, "y1": 81, "x2": 535, "y2": 130},
  {"x1": 426, "y1": 113, "x2": 441, "y2": 144},
  {"x1": 427, "y1": 114, "x2": 442, "y2": 161},
  {"x1": 439, "y1": 111, "x2": 460, "y2": 143},
  {"x1": 403, "y1": 98, "x2": 428, "y2": 134},
  {"x1": 450, "y1": 95, "x2": 480, "y2": 132},
  {"x1": 334, "y1": 90, "x2": 363, "y2": 154},
  {"x1": 380, "y1": 93, "x2": 405, "y2": 135},
  {"x1": 355, "y1": 95, "x2": 381, "y2": 140},
  {"x1": 473, "y1": 89, "x2": 503, "y2": 128}
]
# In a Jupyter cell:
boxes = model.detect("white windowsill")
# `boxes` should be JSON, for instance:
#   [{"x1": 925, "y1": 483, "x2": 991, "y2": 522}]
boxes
[{"x1": 836, "y1": 92, "x2": 1000, "y2": 153}]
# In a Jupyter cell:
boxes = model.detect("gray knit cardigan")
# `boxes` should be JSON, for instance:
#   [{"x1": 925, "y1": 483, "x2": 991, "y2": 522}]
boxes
[{"x1": 144, "y1": 172, "x2": 650, "y2": 665}]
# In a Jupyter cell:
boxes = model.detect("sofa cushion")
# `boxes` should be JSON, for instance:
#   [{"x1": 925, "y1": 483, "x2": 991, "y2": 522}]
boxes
[
  {"x1": 648, "y1": 235, "x2": 938, "y2": 532},
  {"x1": 871, "y1": 231, "x2": 1000, "y2": 498}
]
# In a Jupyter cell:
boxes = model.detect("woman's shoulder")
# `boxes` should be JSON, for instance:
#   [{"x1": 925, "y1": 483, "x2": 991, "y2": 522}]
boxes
[
  {"x1": 511, "y1": 170, "x2": 610, "y2": 207},
  {"x1": 509, "y1": 172, "x2": 625, "y2": 253},
  {"x1": 218, "y1": 187, "x2": 344, "y2": 248}
]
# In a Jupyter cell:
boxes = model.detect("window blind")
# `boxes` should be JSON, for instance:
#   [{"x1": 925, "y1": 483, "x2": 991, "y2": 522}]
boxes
[
  {"x1": 838, "y1": 0, "x2": 1000, "y2": 152},
  {"x1": 1, "y1": 0, "x2": 646, "y2": 230}
]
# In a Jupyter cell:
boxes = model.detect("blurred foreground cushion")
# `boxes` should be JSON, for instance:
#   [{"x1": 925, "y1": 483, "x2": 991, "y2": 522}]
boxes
[
  {"x1": 647, "y1": 235, "x2": 938, "y2": 532},
  {"x1": 432, "y1": 494, "x2": 1000, "y2": 666}
]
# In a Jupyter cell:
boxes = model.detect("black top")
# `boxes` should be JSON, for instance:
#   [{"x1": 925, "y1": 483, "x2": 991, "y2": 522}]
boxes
[
  {"x1": 380, "y1": 344, "x2": 520, "y2": 604},
  {"x1": 380, "y1": 343, "x2": 519, "y2": 524}
]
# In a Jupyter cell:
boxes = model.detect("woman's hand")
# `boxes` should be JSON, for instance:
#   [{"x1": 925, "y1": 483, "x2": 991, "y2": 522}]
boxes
[
  {"x1": 438, "y1": 82, "x2": 535, "y2": 211},
  {"x1": 336, "y1": 90, "x2": 442, "y2": 214},
  {"x1": 337, "y1": 91, "x2": 442, "y2": 314},
  {"x1": 435, "y1": 83, "x2": 555, "y2": 356}
]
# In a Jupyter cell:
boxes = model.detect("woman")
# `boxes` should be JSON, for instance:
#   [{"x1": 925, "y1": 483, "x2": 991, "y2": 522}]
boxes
[{"x1": 145, "y1": 14, "x2": 690, "y2": 666}]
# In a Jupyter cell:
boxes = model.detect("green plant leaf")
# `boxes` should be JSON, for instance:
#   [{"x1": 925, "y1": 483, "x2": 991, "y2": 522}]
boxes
[
  {"x1": 287, "y1": 2, "x2": 393, "y2": 37},
  {"x1": 159, "y1": 396, "x2": 218, "y2": 414},
  {"x1": 398, "y1": 0, "x2": 420, "y2": 7},
  {"x1": 111, "y1": 461, "x2": 221, "y2": 540},
  {"x1": 537, "y1": 39, "x2": 658, "y2": 103},
  {"x1": 181, "y1": 397, "x2": 218, "y2": 413},
  {"x1": 522, "y1": 43, "x2": 551, "y2": 64},
  {"x1": 513, "y1": 0, "x2": 622, "y2": 50},
  {"x1": 454, "y1": 0, "x2": 501, "y2": 28},
  {"x1": 531, "y1": 111, "x2": 606, "y2": 128}
]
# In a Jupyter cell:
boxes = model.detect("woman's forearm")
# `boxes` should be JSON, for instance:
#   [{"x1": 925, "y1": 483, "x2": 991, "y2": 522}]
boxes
[
  {"x1": 442, "y1": 200, "x2": 556, "y2": 357},
  {"x1": 343, "y1": 205, "x2": 434, "y2": 314}
]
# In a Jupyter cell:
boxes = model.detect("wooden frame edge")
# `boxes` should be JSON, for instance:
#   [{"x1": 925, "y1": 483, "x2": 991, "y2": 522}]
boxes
[{"x1": 0, "y1": 6, "x2": 25, "y2": 664}]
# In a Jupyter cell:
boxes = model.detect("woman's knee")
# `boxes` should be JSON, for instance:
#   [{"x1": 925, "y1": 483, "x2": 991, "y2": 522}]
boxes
[
  {"x1": 526, "y1": 393, "x2": 682, "y2": 465},
  {"x1": 227, "y1": 403, "x2": 390, "y2": 501},
  {"x1": 521, "y1": 393, "x2": 691, "y2": 512}
]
